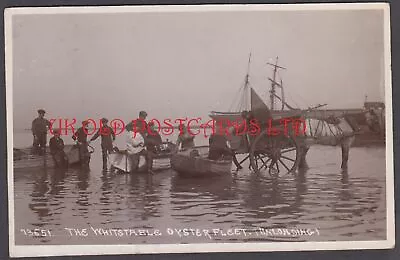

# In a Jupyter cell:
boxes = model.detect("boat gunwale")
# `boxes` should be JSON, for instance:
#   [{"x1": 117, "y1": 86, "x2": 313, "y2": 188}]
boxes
[{"x1": 171, "y1": 145, "x2": 233, "y2": 177}]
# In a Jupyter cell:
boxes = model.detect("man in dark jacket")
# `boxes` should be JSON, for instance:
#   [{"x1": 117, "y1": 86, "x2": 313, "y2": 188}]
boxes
[
  {"x1": 72, "y1": 120, "x2": 91, "y2": 167},
  {"x1": 145, "y1": 122, "x2": 163, "y2": 173},
  {"x1": 208, "y1": 127, "x2": 242, "y2": 170},
  {"x1": 31, "y1": 109, "x2": 51, "y2": 154},
  {"x1": 146, "y1": 122, "x2": 162, "y2": 150},
  {"x1": 176, "y1": 125, "x2": 195, "y2": 150},
  {"x1": 89, "y1": 118, "x2": 115, "y2": 170},
  {"x1": 49, "y1": 129, "x2": 68, "y2": 168},
  {"x1": 126, "y1": 111, "x2": 148, "y2": 136}
]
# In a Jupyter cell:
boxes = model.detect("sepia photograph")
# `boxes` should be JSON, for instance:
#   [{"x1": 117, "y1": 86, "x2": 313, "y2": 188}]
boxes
[{"x1": 5, "y1": 3, "x2": 394, "y2": 257}]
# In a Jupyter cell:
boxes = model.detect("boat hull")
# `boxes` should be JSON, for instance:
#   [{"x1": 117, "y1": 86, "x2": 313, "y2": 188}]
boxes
[
  {"x1": 109, "y1": 142, "x2": 176, "y2": 173},
  {"x1": 171, "y1": 146, "x2": 232, "y2": 177},
  {"x1": 13, "y1": 145, "x2": 83, "y2": 170},
  {"x1": 109, "y1": 153, "x2": 172, "y2": 173}
]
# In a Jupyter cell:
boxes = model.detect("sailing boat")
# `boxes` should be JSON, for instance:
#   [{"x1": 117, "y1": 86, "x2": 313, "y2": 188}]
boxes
[{"x1": 209, "y1": 55, "x2": 302, "y2": 124}]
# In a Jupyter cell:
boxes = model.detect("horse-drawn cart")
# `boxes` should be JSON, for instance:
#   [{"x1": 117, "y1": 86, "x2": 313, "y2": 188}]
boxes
[
  {"x1": 210, "y1": 92, "x2": 305, "y2": 177},
  {"x1": 209, "y1": 57, "x2": 361, "y2": 177}
]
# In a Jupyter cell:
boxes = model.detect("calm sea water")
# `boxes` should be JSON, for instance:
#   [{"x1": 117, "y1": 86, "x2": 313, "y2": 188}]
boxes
[{"x1": 12, "y1": 131, "x2": 387, "y2": 245}]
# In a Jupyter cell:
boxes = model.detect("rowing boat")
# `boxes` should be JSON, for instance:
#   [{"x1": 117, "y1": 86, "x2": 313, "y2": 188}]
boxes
[
  {"x1": 109, "y1": 142, "x2": 177, "y2": 173},
  {"x1": 13, "y1": 144, "x2": 84, "y2": 170},
  {"x1": 171, "y1": 146, "x2": 232, "y2": 177}
]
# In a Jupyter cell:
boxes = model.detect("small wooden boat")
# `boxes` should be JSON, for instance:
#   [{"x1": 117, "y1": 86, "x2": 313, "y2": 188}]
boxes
[
  {"x1": 13, "y1": 144, "x2": 88, "y2": 170},
  {"x1": 109, "y1": 142, "x2": 177, "y2": 173},
  {"x1": 171, "y1": 146, "x2": 232, "y2": 177}
]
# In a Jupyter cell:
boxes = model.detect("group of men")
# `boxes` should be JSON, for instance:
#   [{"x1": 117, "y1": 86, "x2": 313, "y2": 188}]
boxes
[
  {"x1": 32, "y1": 109, "x2": 69, "y2": 167},
  {"x1": 31, "y1": 108, "x2": 244, "y2": 173},
  {"x1": 32, "y1": 109, "x2": 117, "y2": 169},
  {"x1": 31, "y1": 109, "x2": 166, "y2": 172}
]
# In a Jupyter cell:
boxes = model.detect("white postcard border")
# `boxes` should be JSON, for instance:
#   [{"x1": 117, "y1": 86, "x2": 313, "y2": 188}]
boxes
[{"x1": 5, "y1": 3, "x2": 394, "y2": 257}]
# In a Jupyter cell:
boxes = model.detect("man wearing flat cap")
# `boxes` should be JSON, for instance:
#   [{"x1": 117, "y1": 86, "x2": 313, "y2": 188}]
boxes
[
  {"x1": 125, "y1": 111, "x2": 148, "y2": 136},
  {"x1": 90, "y1": 118, "x2": 115, "y2": 170},
  {"x1": 31, "y1": 109, "x2": 51, "y2": 155},
  {"x1": 49, "y1": 128, "x2": 68, "y2": 168},
  {"x1": 72, "y1": 120, "x2": 91, "y2": 167}
]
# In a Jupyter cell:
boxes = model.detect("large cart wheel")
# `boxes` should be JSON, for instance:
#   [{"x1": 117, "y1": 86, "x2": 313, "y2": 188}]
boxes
[{"x1": 249, "y1": 132, "x2": 299, "y2": 176}]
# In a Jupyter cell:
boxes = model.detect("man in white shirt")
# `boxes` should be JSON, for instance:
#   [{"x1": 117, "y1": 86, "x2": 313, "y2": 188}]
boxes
[{"x1": 126, "y1": 130, "x2": 145, "y2": 172}]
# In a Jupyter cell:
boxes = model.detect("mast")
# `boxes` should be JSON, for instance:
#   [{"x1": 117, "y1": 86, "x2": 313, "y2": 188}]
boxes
[
  {"x1": 243, "y1": 52, "x2": 252, "y2": 111},
  {"x1": 271, "y1": 57, "x2": 278, "y2": 110},
  {"x1": 266, "y1": 56, "x2": 286, "y2": 110},
  {"x1": 280, "y1": 78, "x2": 285, "y2": 110},
  {"x1": 229, "y1": 52, "x2": 252, "y2": 112}
]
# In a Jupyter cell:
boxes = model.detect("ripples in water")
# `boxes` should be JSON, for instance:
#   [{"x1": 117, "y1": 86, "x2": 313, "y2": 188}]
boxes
[{"x1": 13, "y1": 146, "x2": 387, "y2": 244}]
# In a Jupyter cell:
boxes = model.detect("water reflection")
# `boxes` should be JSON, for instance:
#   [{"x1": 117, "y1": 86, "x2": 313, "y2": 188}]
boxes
[
  {"x1": 75, "y1": 169, "x2": 91, "y2": 218},
  {"x1": 128, "y1": 173, "x2": 163, "y2": 220},
  {"x1": 338, "y1": 170, "x2": 352, "y2": 201},
  {"x1": 29, "y1": 167, "x2": 68, "y2": 222},
  {"x1": 170, "y1": 173, "x2": 240, "y2": 224},
  {"x1": 48, "y1": 168, "x2": 66, "y2": 195},
  {"x1": 171, "y1": 173, "x2": 237, "y2": 200},
  {"x1": 15, "y1": 146, "x2": 387, "y2": 244},
  {"x1": 341, "y1": 169, "x2": 349, "y2": 185},
  {"x1": 77, "y1": 169, "x2": 90, "y2": 191},
  {"x1": 237, "y1": 171, "x2": 308, "y2": 226},
  {"x1": 294, "y1": 168, "x2": 308, "y2": 211},
  {"x1": 29, "y1": 169, "x2": 50, "y2": 218}
]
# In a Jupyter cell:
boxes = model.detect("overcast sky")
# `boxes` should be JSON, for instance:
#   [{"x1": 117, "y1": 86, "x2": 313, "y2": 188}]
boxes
[{"x1": 11, "y1": 8, "x2": 385, "y2": 129}]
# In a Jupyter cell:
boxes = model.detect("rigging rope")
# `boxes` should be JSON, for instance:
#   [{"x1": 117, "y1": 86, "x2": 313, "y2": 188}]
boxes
[
  {"x1": 287, "y1": 93, "x2": 301, "y2": 109},
  {"x1": 228, "y1": 84, "x2": 243, "y2": 112},
  {"x1": 276, "y1": 71, "x2": 299, "y2": 110},
  {"x1": 229, "y1": 54, "x2": 252, "y2": 112}
]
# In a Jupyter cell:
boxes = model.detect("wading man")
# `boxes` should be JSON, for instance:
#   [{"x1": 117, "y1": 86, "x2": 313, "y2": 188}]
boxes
[
  {"x1": 145, "y1": 122, "x2": 163, "y2": 173},
  {"x1": 126, "y1": 124, "x2": 145, "y2": 173},
  {"x1": 208, "y1": 126, "x2": 243, "y2": 170},
  {"x1": 72, "y1": 120, "x2": 91, "y2": 167},
  {"x1": 49, "y1": 129, "x2": 68, "y2": 168},
  {"x1": 90, "y1": 118, "x2": 116, "y2": 170},
  {"x1": 176, "y1": 125, "x2": 195, "y2": 150},
  {"x1": 31, "y1": 109, "x2": 51, "y2": 155},
  {"x1": 126, "y1": 110, "x2": 148, "y2": 135}
]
